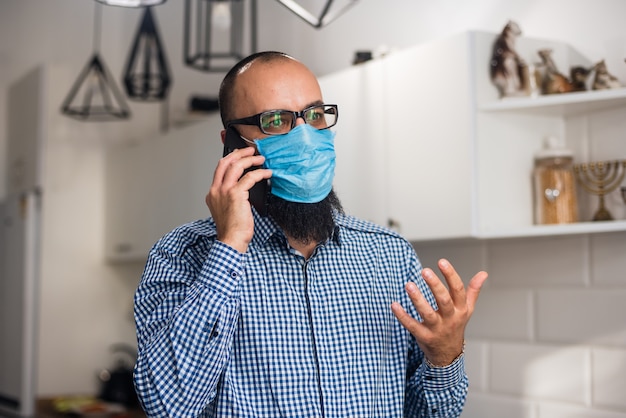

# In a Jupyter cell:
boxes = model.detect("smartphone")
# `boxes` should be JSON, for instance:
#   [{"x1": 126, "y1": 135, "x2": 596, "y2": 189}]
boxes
[{"x1": 222, "y1": 126, "x2": 270, "y2": 216}]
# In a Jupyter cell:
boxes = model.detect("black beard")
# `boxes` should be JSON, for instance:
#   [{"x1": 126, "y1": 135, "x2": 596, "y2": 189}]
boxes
[{"x1": 267, "y1": 189, "x2": 344, "y2": 245}]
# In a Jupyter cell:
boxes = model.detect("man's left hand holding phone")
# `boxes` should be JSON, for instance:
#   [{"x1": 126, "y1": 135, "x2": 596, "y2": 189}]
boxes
[{"x1": 205, "y1": 127, "x2": 272, "y2": 254}]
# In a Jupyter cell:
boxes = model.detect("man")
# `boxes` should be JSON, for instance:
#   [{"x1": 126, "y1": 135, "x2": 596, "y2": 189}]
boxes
[{"x1": 133, "y1": 51, "x2": 487, "y2": 417}]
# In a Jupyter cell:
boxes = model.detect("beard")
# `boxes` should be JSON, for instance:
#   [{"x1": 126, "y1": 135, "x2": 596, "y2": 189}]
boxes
[{"x1": 267, "y1": 189, "x2": 344, "y2": 245}]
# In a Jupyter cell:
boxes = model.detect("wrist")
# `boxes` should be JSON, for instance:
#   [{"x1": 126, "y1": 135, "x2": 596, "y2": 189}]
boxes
[
  {"x1": 218, "y1": 233, "x2": 250, "y2": 254},
  {"x1": 424, "y1": 340, "x2": 465, "y2": 368}
]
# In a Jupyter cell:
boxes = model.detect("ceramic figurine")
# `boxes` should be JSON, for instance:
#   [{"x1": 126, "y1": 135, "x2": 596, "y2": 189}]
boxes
[
  {"x1": 537, "y1": 49, "x2": 574, "y2": 94},
  {"x1": 569, "y1": 66, "x2": 591, "y2": 92},
  {"x1": 592, "y1": 60, "x2": 621, "y2": 90},
  {"x1": 490, "y1": 20, "x2": 527, "y2": 98}
]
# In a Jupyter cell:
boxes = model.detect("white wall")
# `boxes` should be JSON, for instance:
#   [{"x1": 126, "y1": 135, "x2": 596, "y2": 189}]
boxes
[
  {"x1": 1, "y1": 0, "x2": 625, "y2": 415},
  {"x1": 414, "y1": 234, "x2": 626, "y2": 417}
]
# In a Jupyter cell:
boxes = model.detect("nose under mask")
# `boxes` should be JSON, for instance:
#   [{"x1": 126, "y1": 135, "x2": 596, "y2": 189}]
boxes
[{"x1": 254, "y1": 124, "x2": 336, "y2": 204}]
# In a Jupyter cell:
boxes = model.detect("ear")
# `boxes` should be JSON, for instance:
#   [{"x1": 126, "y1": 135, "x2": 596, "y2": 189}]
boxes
[{"x1": 220, "y1": 129, "x2": 226, "y2": 144}]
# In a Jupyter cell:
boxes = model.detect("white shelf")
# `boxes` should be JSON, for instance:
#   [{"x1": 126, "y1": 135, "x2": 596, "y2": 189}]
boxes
[
  {"x1": 479, "y1": 88, "x2": 626, "y2": 117},
  {"x1": 477, "y1": 220, "x2": 626, "y2": 239}
]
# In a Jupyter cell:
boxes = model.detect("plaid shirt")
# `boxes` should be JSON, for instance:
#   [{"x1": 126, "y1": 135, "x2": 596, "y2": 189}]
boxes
[{"x1": 134, "y1": 211, "x2": 468, "y2": 417}]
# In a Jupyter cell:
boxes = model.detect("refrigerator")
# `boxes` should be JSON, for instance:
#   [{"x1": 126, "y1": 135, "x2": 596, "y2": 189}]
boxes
[{"x1": 0, "y1": 189, "x2": 42, "y2": 417}]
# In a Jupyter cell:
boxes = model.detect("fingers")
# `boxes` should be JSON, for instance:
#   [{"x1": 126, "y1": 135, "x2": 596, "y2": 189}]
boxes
[
  {"x1": 402, "y1": 259, "x2": 488, "y2": 326},
  {"x1": 437, "y1": 259, "x2": 466, "y2": 307},
  {"x1": 237, "y1": 166, "x2": 273, "y2": 191},
  {"x1": 216, "y1": 147, "x2": 267, "y2": 189},
  {"x1": 405, "y1": 282, "x2": 439, "y2": 324},
  {"x1": 418, "y1": 269, "x2": 455, "y2": 317},
  {"x1": 206, "y1": 147, "x2": 272, "y2": 253},
  {"x1": 391, "y1": 301, "x2": 424, "y2": 336},
  {"x1": 209, "y1": 148, "x2": 272, "y2": 205},
  {"x1": 466, "y1": 270, "x2": 488, "y2": 314},
  {"x1": 435, "y1": 258, "x2": 488, "y2": 315},
  {"x1": 213, "y1": 146, "x2": 254, "y2": 184}
]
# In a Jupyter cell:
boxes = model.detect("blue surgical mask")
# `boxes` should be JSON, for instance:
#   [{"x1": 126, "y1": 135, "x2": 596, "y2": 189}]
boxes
[{"x1": 254, "y1": 124, "x2": 336, "y2": 203}]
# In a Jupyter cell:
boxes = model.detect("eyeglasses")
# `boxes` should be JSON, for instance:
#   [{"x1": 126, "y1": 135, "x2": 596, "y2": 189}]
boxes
[{"x1": 226, "y1": 104, "x2": 338, "y2": 135}]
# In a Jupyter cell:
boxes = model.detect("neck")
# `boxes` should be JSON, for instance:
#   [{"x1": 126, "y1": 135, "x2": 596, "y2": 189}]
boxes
[{"x1": 286, "y1": 236, "x2": 317, "y2": 259}]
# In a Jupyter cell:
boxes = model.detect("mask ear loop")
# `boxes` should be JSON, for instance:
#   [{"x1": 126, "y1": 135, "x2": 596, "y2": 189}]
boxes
[
  {"x1": 239, "y1": 134, "x2": 263, "y2": 158},
  {"x1": 240, "y1": 134, "x2": 256, "y2": 146}
]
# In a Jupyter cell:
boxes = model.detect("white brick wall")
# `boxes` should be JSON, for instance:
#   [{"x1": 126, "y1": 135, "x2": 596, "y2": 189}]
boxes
[{"x1": 413, "y1": 231, "x2": 626, "y2": 417}]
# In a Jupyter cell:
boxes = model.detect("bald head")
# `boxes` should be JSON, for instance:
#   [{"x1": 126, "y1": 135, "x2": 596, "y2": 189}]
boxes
[{"x1": 218, "y1": 51, "x2": 322, "y2": 132}]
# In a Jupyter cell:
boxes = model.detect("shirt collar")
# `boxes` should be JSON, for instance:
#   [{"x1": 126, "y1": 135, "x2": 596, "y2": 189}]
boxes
[
  {"x1": 249, "y1": 208, "x2": 343, "y2": 250},
  {"x1": 329, "y1": 214, "x2": 342, "y2": 245}
]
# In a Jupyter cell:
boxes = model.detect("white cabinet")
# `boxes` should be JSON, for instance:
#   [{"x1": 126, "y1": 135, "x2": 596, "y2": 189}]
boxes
[
  {"x1": 321, "y1": 31, "x2": 626, "y2": 241},
  {"x1": 105, "y1": 115, "x2": 224, "y2": 261},
  {"x1": 319, "y1": 58, "x2": 388, "y2": 227},
  {"x1": 383, "y1": 35, "x2": 475, "y2": 240}
]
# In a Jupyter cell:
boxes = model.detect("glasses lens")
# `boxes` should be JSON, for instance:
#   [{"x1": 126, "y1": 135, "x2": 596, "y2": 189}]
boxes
[
  {"x1": 260, "y1": 111, "x2": 293, "y2": 134},
  {"x1": 304, "y1": 105, "x2": 336, "y2": 129}
]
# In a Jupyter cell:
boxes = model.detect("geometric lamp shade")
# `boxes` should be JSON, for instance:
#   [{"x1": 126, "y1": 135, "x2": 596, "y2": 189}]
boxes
[
  {"x1": 123, "y1": 7, "x2": 172, "y2": 101},
  {"x1": 276, "y1": 0, "x2": 359, "y2": 28},
  {"x1": 184, "y1": 0, "x2": 257, "y2": 72},
  {"x1": 96, "y1": 0, "x2": 166, "y2": 6},
  {"x1": 60, "y1": 53, "x2": 131, "y2": 121}
]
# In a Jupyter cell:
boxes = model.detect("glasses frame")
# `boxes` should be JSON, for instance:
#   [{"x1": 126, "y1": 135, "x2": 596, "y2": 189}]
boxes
[{"x1": 225, "y1": 104, "x2": 338, "y2": 135}]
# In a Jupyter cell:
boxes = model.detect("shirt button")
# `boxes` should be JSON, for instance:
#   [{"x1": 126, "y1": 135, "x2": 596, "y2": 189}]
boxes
[{"x1": 229, "y1": 270, "x2": 238, "y2": 279}]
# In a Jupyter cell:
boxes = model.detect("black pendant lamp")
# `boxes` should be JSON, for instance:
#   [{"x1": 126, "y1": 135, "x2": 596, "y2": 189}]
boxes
[
  {"x1": 96, "y1": 0, "x2": 166, "y2": 7},
  {"x1": 184, "y1": 0, "x2": 257, "y2": 72},
  {"x1": 123, "y1": 7, "x2": 172, "y2": 101},
  {"x1": 276, "y1": 0, "x2": 358, "y2": 28},
  {"x1": 61, "y1": 2, "x2": 130, "y2": 121}
]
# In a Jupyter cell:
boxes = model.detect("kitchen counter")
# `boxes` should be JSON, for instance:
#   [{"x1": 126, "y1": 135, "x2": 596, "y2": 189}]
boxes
[{"x1": 37, "y1": 398, "x2": 146, "y2": 418}]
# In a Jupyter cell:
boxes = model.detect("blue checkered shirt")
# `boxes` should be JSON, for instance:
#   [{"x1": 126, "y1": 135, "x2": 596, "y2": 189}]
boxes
[{"x1": 134, "y1": 211, "x2": 468, "y2": 417}]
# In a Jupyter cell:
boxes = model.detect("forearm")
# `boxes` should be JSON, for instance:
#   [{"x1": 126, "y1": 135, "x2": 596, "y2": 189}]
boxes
[{"x1": 134, "y1": 240, "x2": 244, "y2": 417}]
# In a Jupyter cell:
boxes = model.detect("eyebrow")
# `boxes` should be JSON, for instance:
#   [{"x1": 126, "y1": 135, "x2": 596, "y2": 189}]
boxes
[
  {"x1": 305, "y1": 100, "x2": 324, "y2": 109},
  {"x1": 263, "y1": 100, "x2": 325, "y2": 113}
]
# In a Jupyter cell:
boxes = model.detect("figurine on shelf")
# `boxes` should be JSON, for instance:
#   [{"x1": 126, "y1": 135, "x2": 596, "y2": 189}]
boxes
[
  {"x1": 569, "y1": 66, "x2": 592, "y2": 92},
  {"x1": 592, "y1": 60, "x2": 621, "y2": 90},
  {"x1": 490, "y1": 20, "x2": 527, "y2": 98},
  {"x1": 537, "y1": 49, "x2": 574, "y2": 94}
]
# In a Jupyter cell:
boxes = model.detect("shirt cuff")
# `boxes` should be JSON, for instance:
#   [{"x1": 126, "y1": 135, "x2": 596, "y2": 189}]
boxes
[
  {"x1": 196, "y1": 240, "x2": 246, "y2": 297},
  {"x1": 422, "y1": 353, "x2": 465, "y2": 391}
]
